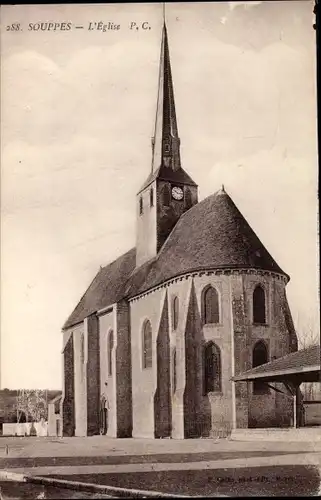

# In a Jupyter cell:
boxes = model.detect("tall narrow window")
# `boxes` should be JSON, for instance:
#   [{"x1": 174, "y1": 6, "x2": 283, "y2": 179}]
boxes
[
  {"x1": 150, "y1": 187, "x2": 154, "y2": 207},
  {"x1": 139, "y1": 196, "x2": 143, "y2": 215},
  {"x1": 172, "y1": 296, "x2": 179, "y2": 330},
  {"x1": 253, "y1": 285, "x2": 266, "y2": 324},
  {"x1": 162, "y1": 185, "x2": 170, "y2": 207},
  {"x1": 142, "y1": 320, "x2": 152, "y2": 369},
  {"x1": 204, "y1": 342, "x2": 222, "y2": 394},
  {"x1": 185, "y1": 188, "x2": 192, "y2": 210},
  {"x1": 252, "y1": 340, "x2": 269, "y2": 394},
  {"x1": 172, "y1": 348, "x2": 177, "y2": 393},
  {"x1": 108, "y1": 330, "x2": 114, "y2": 377},
  {"x1": 203, "y1": 286, "x2": 220, "y2": 324},
  {"x1": 164, "y1": 141, "x2": 170, "y2": 154},
  {"x1": 80, "y1": 334, "x2": 84, "y2": 365}
]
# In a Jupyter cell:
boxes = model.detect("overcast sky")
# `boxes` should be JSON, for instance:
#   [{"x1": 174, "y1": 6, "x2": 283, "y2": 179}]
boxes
[{"x1": 1, "y1": 1, "x2": 318, "y2": 389}]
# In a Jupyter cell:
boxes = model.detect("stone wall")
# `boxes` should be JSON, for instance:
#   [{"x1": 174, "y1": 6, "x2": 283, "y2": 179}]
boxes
[
  {"x1": 193, "y1": 274, "x2": 235, "y2": 435},
  {"x1": 3, "y1": 421, "x2": 48, "y2": 437},
  {"x1": 129, "y1": 269, "x2": 296, "y2": 439},
  {"x1": 244, "y1": 273, "x2": 295, "y2": 428}
]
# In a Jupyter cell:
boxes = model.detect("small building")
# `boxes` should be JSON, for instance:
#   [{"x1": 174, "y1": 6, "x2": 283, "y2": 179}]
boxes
[
  {"x1": 48, "y1": 393, "x2": 63, "y2": 437},
  {"x1": 232, "y1": 344, "x2": 321, "y2": 428}
]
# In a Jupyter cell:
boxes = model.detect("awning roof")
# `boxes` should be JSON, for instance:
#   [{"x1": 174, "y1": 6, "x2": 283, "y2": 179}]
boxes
[{"x1": 232, "y1": 344, "x2": 321, "y2": 383}]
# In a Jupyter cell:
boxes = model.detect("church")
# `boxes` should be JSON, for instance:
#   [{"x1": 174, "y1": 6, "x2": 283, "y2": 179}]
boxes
[{"x1": 61, "y1": 23, "x2": 298, "y2": 439}]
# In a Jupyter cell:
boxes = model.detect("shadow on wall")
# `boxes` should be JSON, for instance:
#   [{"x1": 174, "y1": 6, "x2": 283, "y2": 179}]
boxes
[
  {"x1": 62, "y1": 335, "x2": 75, "y2": 437},
  {"x1": 184, "y1": 281, "x2": 212, "y2": 438},
  {"x1": 154, "y1": 291, "x2": 172, "y2": 439},
  {"x1": 248, "y1": 384, "x2": 300, "y2": 429}
]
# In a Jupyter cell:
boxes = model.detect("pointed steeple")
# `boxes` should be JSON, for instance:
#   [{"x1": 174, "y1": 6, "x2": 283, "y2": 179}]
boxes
[
  {"x1": 135, "y1": 18, "x2": 198, "y2": 268},
  {"x1": 138, "y1": 20, "x2": 197, "y2": 193},
  {"x1": 151, "y1": 22, "x2": 181, "y2": 172}
]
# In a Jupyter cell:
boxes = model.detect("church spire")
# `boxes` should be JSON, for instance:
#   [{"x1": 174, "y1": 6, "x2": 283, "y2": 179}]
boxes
[
  {"x1": 136, "y1": 16, "x2": 198, "y2": 268},
  {"x1": 151, "y1": 22, "x2": 181, "y2": 172}
]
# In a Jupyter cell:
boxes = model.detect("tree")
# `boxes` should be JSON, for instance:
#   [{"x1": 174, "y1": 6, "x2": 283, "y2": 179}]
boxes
[{"x1": 16, "y1": 389, "x2": 48, "y2": 423}]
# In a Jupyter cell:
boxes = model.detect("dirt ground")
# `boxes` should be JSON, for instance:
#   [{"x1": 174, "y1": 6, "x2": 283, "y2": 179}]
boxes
[{"x1": 0, "y1": 436, "x2": 320, "y2": 497}]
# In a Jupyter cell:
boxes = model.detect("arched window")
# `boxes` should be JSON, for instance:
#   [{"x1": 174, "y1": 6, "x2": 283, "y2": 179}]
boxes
[
  {"x1": 185, "y1": 188, "x2": 192, "y2": 209},
  {"x1": 253, "y1": 285, "x2": 266, "y2": 324},
  {"x1": 204, "y1": 342, "x2": 221, "y2": 394},
  {"x1": 252, "y1": 340, "x2": 269, "y2": 394},
  {"x1": 139, "y1": 196, "x2": 143, "y2": 215},
  {"x1": 150, "y1": 187, "x2": 154, "y2": 207},
  {"x1": 162, "y1": 185, "x2": 170, "y2": 207},
  {"x1": 172, "y1": 348, "x2": 177, "y2": 393},
  {"x1": 108, "y1": 330, "x2": 114, "y2": 377},
  {"x1": 172, "y1": 296, "x2": 179, "y2": 330},
  {"x1": 142, "y1": 320, "x2": 152, "y2": 369},
  {"x1": 202, "y1": 286, "x2": 220, "y2": 324}
]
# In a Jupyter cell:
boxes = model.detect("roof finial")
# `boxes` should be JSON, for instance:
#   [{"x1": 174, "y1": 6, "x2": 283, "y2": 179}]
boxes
[
  {"x1": 163, "y1": 2, "x2": 166, "y2": 25},
  {"x1": 221, "y1": 184, "x2": 225, "y2": 192}
]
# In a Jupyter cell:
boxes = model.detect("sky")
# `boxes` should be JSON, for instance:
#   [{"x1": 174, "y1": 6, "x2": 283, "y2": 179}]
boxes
[{"x1": 1, "y1": 1, "x2": 319, "y2": 389}]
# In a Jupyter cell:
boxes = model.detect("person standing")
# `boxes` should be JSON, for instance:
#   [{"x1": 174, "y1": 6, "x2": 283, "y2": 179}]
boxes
[
  {"x1": 99, "y1": 395, "x2": 106, "y2": 435},
  {"x1": 105, "y1": 392, "x2": 110, "y2": 434},
  {"x1": 100, "y1": 382, "x2": 111, "y2": 435}
]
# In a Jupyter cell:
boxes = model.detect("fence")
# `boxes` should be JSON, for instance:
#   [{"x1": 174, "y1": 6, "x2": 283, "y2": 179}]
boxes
[{"x1": 2, "y1": 421, "x2": 48, "y2": 437}]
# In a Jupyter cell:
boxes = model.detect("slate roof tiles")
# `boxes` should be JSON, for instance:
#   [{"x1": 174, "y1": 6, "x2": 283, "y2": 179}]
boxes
[
  {"x1": 232, "y1": 344, "x2": 320, "y2": 381},
  {"x1": 63, "y1": 189, "x2": 288, "y2": 330}
]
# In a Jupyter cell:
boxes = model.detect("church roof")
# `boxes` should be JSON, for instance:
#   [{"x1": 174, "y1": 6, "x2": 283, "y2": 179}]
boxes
[
  {"x1": 127, "y1": 188, "x2": 288, "y2": 296},
  {"x1": 63, "y1": 248, "x2": 136, "y2": 330},
  {"x1": 63, "y1": 188, "x2": 288, "y2": 330}
]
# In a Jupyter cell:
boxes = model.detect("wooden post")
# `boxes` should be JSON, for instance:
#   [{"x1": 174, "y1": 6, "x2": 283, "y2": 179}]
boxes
[
  {"x1": 284, "y1": 380, "x2": 300, "y2": 428},
  {"x1": 293, "y1": 382, "x2": 302, "y2": 428},
  {"x1": 293, "y1": 389, "x2": 297, "y2": 428}
]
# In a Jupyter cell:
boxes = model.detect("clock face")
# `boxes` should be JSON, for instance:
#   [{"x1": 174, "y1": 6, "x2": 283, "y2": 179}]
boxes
[{"x1": 171, "y1": 186, "x2": 184, "y2": 201}]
